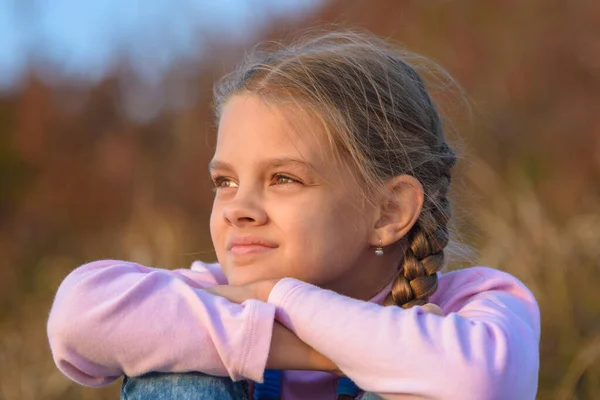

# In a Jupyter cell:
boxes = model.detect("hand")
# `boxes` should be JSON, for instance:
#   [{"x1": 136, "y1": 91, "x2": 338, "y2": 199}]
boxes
[
  {"x1": 204, "y1": 279, "x2": 279, "y2": 304},
  {"x1": 421, "y1": 303, "x2": 444, "y2": 316}
]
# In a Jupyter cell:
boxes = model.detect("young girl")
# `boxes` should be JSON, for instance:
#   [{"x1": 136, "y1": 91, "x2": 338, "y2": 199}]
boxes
[{"x1": 47, "y1": 30, "x2": 540, "y2": 400}]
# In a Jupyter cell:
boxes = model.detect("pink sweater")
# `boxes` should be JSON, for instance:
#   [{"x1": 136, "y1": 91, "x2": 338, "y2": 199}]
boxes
[{"x1": 47, "y1": 260, "x2": 540, "y2": 399}]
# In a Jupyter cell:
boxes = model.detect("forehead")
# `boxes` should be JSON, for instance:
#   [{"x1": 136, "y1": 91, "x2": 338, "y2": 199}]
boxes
[
  {"x1": 216, "y1": 94, "x2": 331, "y2": 162},
  {"x1": 215, "y1": 94, "x2": 370, "y2": 204}
]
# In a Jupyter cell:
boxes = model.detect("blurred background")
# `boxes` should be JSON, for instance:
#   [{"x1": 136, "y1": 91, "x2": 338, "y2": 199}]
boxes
[{"x1": 0, "y1": 1, "x2": 599, "y2": 399}]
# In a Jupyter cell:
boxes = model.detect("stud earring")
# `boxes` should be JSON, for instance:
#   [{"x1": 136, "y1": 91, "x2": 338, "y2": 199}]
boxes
[{"x1": 375, "y1": 239, "x2": 384, "y2": 256}]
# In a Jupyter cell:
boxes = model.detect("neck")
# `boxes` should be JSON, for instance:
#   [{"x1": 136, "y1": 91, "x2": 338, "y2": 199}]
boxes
[{"x1": 325, "y1": 244, "x2": 405, "y2": 301}]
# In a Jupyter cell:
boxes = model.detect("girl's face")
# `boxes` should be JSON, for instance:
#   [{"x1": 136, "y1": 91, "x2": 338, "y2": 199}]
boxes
[{"x1": 210, "y1": 94, "x2": 380, "y2": 295}]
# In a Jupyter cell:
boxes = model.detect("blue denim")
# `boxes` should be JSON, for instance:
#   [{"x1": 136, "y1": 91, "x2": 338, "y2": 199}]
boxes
[
  {"x1": 120, "y1": 372, "x2": 249, "y2": 400},
  {"x1": 121, "y1": 372, "x2": 384, "y2": 400},
  {"x1": 361, "y1": 392, "x2": 384, "y2": 400}
]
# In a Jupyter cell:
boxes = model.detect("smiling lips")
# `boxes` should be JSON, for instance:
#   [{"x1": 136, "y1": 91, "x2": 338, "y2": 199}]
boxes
[{"x1": 227, "y1": 237, "x2": 278, "y2": 255}]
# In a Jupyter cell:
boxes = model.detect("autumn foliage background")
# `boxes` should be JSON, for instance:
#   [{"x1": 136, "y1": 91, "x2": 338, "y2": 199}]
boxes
[{"x1": 1, "y1": 1, "x2": 599, "y2": 399}]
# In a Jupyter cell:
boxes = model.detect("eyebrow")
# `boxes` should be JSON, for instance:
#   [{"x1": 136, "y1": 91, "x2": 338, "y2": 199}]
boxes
[{"x1": 208, "y1": 157, "x2": 318, "y2": 174}]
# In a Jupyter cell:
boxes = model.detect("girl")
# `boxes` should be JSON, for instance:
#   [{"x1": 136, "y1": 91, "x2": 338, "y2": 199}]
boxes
[{"x1": 47, "y1": 30, "x2": 540, "y2": 400}]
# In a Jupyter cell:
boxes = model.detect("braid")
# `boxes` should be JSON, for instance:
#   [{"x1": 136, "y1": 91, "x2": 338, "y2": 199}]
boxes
[
  {"x1": 382, "y1": 57, "x2": 455, "y2": 310},
  {"x1": 384, "y1": 170, "x2": 454, "y2": 309},
  {"x1": 382, "y1": 60, "x2": 457, "y2": 309}
]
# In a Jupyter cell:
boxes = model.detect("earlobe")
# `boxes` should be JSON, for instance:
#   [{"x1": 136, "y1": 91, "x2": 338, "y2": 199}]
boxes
[{"x1": 371, "y1": 175, "x2": 424, "y2": 247}]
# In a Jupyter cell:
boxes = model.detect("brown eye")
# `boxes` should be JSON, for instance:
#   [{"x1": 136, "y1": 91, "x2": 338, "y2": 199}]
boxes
[
  {"x1": 212, "y1": 176, "x2": 238, "y2": 189},
  {"x1": 272, "y1": 174, "x2": 299, "y2": 185}
]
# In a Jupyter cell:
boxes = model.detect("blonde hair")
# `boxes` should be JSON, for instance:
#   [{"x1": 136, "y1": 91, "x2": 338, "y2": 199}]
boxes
[{"x1": 214, "y1": 29, "x2": 458, "y2": 309}]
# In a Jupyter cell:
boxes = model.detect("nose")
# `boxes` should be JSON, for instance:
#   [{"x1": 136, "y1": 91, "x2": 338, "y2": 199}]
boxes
[{"x1": 222, "y1": 190, "x2": 268, "y2": 227}]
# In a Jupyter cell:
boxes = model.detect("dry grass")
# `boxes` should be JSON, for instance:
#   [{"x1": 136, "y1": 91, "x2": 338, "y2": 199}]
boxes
[{"x1": 465, "y1": 159, "x2": 600, "y2": 400}]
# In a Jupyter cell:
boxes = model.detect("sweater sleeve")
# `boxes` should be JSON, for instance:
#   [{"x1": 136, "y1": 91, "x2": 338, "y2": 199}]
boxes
[
  {"x1": 268, "y1": 267, "x2": 540, "y2": 400},
  {"x1": 47, "y1": 260, "x2": 275, "y2": 387}
]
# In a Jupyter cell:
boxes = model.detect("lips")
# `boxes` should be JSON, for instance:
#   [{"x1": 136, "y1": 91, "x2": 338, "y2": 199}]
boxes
[{"x1": 227, "y1": 236, "x2": 278, "y2": 255}]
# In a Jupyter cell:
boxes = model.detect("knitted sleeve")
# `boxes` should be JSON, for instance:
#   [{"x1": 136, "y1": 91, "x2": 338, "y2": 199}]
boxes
[
  {"x1": 268, "y1": 267, "x2": 540, "y2": 400},
  {"x1": 48, "y1": 260, "x2": 275, "y2": 386}
]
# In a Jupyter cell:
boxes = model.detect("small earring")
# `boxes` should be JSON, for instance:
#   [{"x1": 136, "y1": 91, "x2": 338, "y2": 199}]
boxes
[{"x1": 375, "y1": 239, "x2": 384, "y2": 256}]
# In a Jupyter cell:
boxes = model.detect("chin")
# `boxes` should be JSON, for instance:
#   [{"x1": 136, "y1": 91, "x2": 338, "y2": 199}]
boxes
[{"x1": 225, "y1": 270, "x2": 276, "y2": 286}]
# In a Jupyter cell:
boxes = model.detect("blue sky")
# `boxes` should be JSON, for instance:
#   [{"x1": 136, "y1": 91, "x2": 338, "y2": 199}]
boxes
[{"x1": 0, "y1": 0, "x2": 324, "y2": 92}]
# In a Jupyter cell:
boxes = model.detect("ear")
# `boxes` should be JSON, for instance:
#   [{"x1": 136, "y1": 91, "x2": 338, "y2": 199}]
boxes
[{"x1": 369, "y1": 175, "x2": 424, "y2": 247}]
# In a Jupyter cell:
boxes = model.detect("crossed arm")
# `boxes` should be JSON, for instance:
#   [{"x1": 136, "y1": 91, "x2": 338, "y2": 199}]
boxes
[
  {"x1": 49, "y1": 261, "x2": 540, "y2": 399},
  {"x1": 203, "y1": 281, "x2": 443, "y2": 375},
  {"x1": 48, "y1": 262, "x2": 345, "y2": 385}
]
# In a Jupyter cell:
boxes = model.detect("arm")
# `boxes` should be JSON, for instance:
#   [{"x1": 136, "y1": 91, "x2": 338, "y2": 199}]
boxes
[
  {"x1": 268, "y1": 322, "x2": 340, "y2": 374},
  {"x1": 204, "y1": 282, "x2": 341, "y2": 375},
  {"x1": 267, "y1": 267, "x2": 540, "y2": 400},
  {"x1": 47, "y1": 260, "x2": 276, "y2": 386},
  {"x1": 205, "y1": 281, "x2": 440, "y2": 375}
]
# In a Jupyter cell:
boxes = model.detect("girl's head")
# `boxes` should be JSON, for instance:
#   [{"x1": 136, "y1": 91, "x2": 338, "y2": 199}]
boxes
[{"x1": 210, "y1": 30, "x2": 457, "y2": 308}]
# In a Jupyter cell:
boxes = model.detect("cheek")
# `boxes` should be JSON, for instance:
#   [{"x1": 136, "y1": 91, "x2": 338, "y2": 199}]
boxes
[
  {"x1": 279, "y1": 201, "x2": 369, "y2": 276},
  {"x1": 209, "y1": 203, "x2": 224, "y2": 252},
  {"x1": 313, "y1": 212, "x2": 367, "y2": 256},
  {"x1": 209, "y1": 206, "x2": 217, "y2": 240}
]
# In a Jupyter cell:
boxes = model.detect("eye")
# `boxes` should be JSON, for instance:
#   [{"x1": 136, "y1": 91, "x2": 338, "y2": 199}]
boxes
[
  {"x1": 212, "y1": 176, "x2": 238, "y2": 190},
  {"x1": 272, "y1": 174, "x2": 301, "y2": 185}
]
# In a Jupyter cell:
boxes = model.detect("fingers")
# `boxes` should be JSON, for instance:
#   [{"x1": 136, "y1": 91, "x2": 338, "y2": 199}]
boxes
[
  {"x1": 203, "y1": 285, "x2": 248, "y2": 303},
  {"x1": 421, "y1": 303, "x2": 444, "y2": 316}
]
